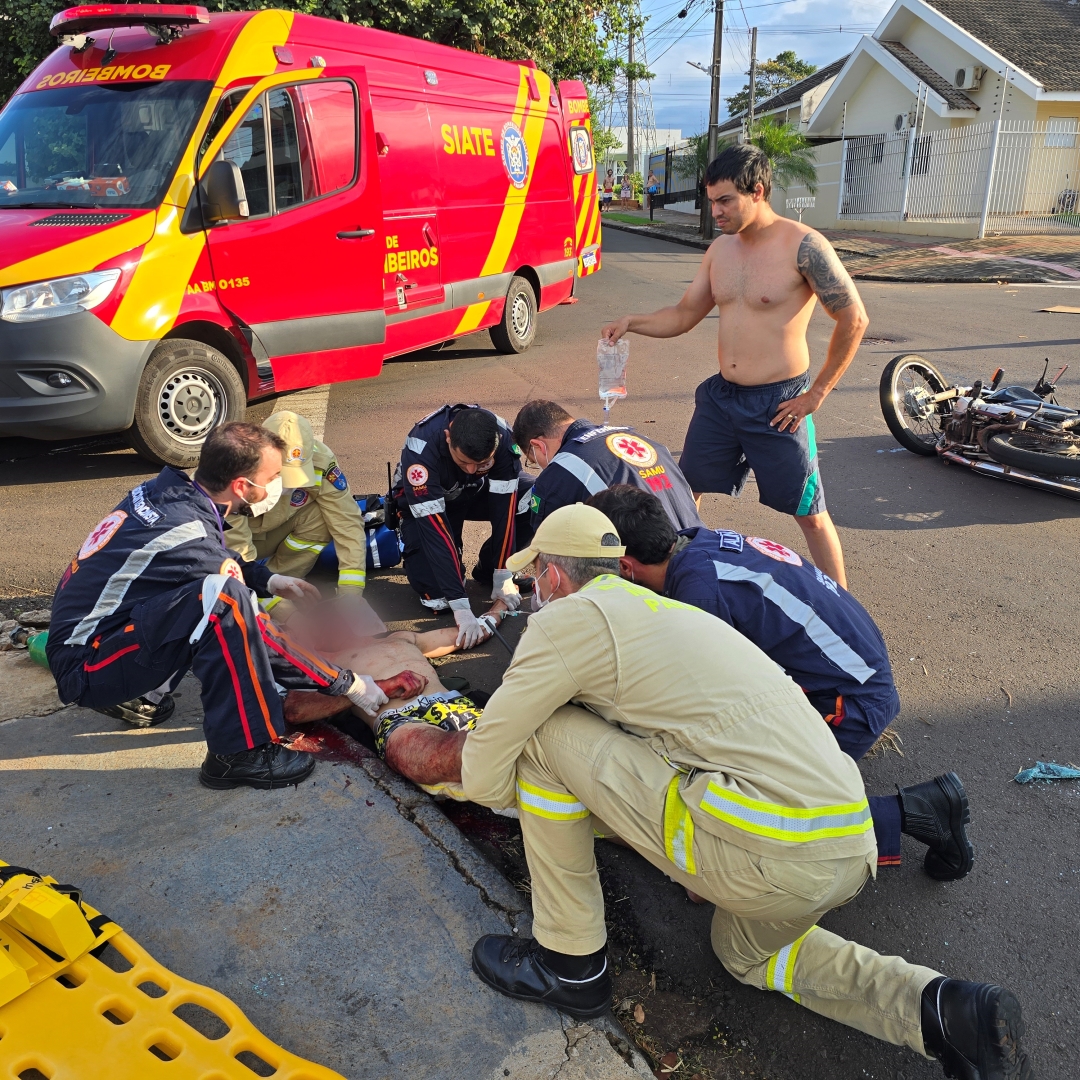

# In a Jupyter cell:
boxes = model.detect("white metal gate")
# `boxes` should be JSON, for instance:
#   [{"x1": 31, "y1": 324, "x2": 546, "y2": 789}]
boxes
[{"x1": 836, "y1": 120, "x2": 1080, "y2": 234}]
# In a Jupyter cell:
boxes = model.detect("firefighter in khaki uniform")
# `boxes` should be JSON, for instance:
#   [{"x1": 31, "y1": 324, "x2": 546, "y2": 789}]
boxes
[
  {"x1": 226, "y1": 412, "x2": 368, "y2": 596},
  {"x1": 461, "y1": 505, "x2": 1030, "y2": 1080}
]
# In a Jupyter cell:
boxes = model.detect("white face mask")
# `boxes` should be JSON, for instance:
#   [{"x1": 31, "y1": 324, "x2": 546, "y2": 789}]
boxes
[
  {"x1": 240, "y1": 476, "x2": 283, "y2": 517},
  {"x1": 531, "y1": 563, "x2": 560, "y2": 611}
]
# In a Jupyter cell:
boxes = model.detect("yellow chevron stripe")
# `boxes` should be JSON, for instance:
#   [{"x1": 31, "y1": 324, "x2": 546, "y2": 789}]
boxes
[
  {"x1": 114, "y1": 11, "x2": 298, "y2": 341},
  {"x1": 453, "y1": 67, "x2": 550, "y2": 335},
  {"x1": 0, "y1": 213, "x2": 156, "y2": 289}
]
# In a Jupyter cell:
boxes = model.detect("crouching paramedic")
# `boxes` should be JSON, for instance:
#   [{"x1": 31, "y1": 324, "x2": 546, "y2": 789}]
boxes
[
  {"x1": 225, "y1": 411, "x2": 368, "y2": 598},
  {"x1": 459, "y1": 504, "x2": 1030, "y2": 1080},
  {"x1": 395, "y1": 404, "x2": 527, "y2": 645},
  {"x1": 46, "y1": 423, "x2": 421, "y2": 790},
  {"x1": 512, "y1": 399, "x2": 701, "y2": 533},
  {"x1": 588, "y1": 485, "x2": 973, "y2": 880}
]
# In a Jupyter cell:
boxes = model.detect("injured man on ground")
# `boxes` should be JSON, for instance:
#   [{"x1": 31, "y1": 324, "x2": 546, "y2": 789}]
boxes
[{"x1": 275, "y1": 598, "x2": 490, "y2": 797}]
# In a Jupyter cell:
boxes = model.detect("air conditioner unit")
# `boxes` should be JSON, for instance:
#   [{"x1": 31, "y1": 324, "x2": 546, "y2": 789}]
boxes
[
  {"x1": 955, "y1": 66, "x2": 984, "y2": 90},
  {"x1": 894, "y1": 113, "x2": 905, "y2": 131}
]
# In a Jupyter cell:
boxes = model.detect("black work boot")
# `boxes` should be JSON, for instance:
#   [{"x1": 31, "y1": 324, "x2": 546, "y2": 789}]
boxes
[
  {"x1": 921, "y1": 977, "x2": 1033, "y2": 1079},
  {"x1": 898, "y1": 772, "x2": 974, "y2": 880},
  {"x1": 95, "y1": 694, "x2": 176, "y2": 729},
  {"x1": 199, "y1": 742, "x2": 315, "y2": 790},
  {"x1": 471, "y1": 936, "x2": 611, "y2": 1020}
]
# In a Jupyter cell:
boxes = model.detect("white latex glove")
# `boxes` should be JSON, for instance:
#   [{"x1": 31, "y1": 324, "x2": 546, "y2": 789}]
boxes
[
  {"x1": 345, "y1": 674, "x2": 389, "y2": 714},
  {"x1": 267, "y1": 575, "x2": 320, "y2": 602},
  {"x1": 491, "y1": 568, "x2": 521, "y2": 612},
  {"x1": 450, "y1": 600, "x2": 491, "y2": 649}
]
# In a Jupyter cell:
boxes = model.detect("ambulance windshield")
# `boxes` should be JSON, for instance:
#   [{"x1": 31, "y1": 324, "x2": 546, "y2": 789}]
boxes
[{"x1": 0, "y1": 80, "x2": 211, "y2": 209}]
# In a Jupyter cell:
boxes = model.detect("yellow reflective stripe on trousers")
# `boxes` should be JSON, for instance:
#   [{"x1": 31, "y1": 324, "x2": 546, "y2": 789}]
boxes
[
  {"x1": 699, "y1": 782, "x2": 872, "y2": 843},
  {"x1": 283, "y1": 535, "x2": 326, "y2": 553},
  {"x1": 765, "y1": 925, "x2": 818, "y2": 1003},
  {"x1": 663, "y1": 774, "x2": 696, "y2": 875},
  {"x1": 516, "y1": 780, "x2": 590, "y2": 821}
]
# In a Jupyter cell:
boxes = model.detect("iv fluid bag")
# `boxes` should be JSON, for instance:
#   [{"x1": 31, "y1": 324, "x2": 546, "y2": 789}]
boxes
[{"x1": 597, "y1": 338, "x2": 629, "y2": 402}]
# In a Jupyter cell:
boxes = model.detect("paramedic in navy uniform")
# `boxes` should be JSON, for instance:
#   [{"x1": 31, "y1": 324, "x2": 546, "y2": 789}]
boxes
[
  {"x1": 511, "y1": 399, "x2": 701, "y2": 533},
  {"x1": 47, "y1": 423, "x2": 422, "y2": 790},
  {"x1": 589, "y1": 485, "x2": 975, "y2": 883},
  {"x1": 394, "y1": 404, "x2": 525, "y2": 646}
]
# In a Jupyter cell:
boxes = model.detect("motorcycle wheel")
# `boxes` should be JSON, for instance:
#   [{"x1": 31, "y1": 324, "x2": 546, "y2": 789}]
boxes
[
  {"x1": 879, "y1": 353, "x2": 949, "y2": 456},
  {"x1": 985, "y1": 431, "x2": 1080, "y2": 477}
]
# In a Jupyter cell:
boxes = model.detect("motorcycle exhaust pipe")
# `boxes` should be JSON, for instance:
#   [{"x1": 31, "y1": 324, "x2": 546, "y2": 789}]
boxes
[{"x1": 940, "y1": 449, "x2": 1080, "y2": 500}]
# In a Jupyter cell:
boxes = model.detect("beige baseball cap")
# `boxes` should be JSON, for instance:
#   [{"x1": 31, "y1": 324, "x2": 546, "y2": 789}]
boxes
[
  {"x1": 264, "y1": 410, "x2": 316, "y2": 488},
  {"x1": 506, "y1": 503, "x2": 625, "y2": 573}
]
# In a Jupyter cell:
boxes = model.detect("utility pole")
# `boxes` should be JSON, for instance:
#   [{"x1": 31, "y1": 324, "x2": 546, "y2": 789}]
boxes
[
  {"x1": 702, "y1": 0, "x2": 724, "y2": 239},
  {"x1": 747, "y1": 27, "x2": 758, "y2": 135},
  {"x1": 627, "y1": 25, "x2": 635, "y2": 185}
]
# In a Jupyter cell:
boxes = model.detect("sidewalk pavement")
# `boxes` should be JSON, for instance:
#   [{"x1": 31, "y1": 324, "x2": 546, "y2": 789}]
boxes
[
  {"x1": 0, "y1": 669, "x2": 649, "y2": 1078},
  {"x1": 602, "y1": 208, "x2": 1080, "y2": 283}
]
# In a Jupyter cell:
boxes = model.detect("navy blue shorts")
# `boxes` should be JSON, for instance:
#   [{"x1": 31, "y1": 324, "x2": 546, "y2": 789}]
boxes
[{"x1": 679, "y1": 372, "x2": 826, "y2": 517}]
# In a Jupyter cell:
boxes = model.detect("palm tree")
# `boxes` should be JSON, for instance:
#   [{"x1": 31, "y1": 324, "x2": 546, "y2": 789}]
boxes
[{"x1": 750, "y1": 117, "x2": 818, "y2": 194}]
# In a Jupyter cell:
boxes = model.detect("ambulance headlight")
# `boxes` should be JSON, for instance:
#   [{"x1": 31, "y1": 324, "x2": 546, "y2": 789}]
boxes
[{"x1": 1, "y1": 269, "x2": 121, "y2": 323}]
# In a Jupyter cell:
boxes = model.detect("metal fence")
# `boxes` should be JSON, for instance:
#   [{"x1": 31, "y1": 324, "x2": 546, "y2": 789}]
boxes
[{"x1": 837, "y1": 120, "x2": 1080, "y2": 234}]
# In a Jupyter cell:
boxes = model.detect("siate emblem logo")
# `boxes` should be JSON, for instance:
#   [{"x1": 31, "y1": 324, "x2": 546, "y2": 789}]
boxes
[
  {"x1": 747, "y1": 537, "x2": 803, "y2": 566},
  {"x1": 407, "y1": 464, "x2": 429, "y2": 486},
  {"x1": 78, "y1": 511, "x2": 127, "y2": 560},
  {"x1": 500, "y1": 122, "x2": 530, "y2": 189},
  {"x1": 606, "y1": 433, "x2": 657, "y2": 468}
]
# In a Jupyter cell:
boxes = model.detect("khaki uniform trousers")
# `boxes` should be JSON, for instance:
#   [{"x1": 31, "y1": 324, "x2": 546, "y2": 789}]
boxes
[
  {"x1": 515, "y1": 705, "x2": 941, "y2": 1057},
  {"x1": 252, "y1": 500, "x2": 334, "y2": 578}
]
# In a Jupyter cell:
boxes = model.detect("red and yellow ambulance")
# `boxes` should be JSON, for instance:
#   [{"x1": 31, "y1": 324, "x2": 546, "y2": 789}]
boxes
[{"x1": 0, "y1": 5, "x2": 601, "y2": 464}]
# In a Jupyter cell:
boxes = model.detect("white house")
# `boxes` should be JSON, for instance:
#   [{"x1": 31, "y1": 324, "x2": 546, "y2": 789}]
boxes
[{"x1": 778, "y1": 0, "x2": 1080, "y2": 236}]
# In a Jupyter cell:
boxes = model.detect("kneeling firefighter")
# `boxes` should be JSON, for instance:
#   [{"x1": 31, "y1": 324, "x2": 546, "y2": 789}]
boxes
[{"x1": 226, "y1": 411, "x2": 368, "y2": 598}]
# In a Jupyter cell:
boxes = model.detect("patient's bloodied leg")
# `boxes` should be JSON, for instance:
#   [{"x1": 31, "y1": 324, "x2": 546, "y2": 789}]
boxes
[{"x1": 384, "y1": 725, "x2": 467, "y2": 787}]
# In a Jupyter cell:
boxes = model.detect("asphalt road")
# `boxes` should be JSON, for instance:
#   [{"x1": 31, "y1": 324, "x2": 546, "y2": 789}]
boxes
[{"x1": 2, "y1": 229, "x2": 1079, "y2": 1078}]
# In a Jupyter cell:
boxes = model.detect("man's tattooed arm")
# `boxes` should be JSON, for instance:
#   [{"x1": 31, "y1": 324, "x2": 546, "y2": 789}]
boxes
[{"x1": 796, "y1": 231, "x2": 860, "y2": 315}]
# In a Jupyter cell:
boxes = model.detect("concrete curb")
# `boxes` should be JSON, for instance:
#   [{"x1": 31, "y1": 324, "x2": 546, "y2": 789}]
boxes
[{"x1": 602, "y1": 218, "x2": 710, "y2": 252}]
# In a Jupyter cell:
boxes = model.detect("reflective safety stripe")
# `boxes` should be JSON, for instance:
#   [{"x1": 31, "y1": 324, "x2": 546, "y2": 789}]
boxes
[
  {"x1": 518, "y1": 484, "x2": 534, "y2": 514},
  {"x1": 516, "y1": 780, "x2": 590, "y2": 821},
  {"x1": 712, "y1": 561, "x2": 877, "y2": 684},
  {"x1": 487, "y1": 478, "x2": 518, "y2": 494},
  {"x1": 66, "y1": 520, "x2": 208, "y2": 645},
  {"x1": 338, "y1": 568, "x2": 366, "y2": 587},
  {"x1": 551, "y1": 452, "x2": 606, "y2": 495},
  {"x1": 766, "y1": 926, "x2": 818, "y2": 1003},
  {"x1": 368, "y1": 529, "x2": 382, "y2": 567},
  {"x1": 283, "y1": 535, "x2": 326, "y2": 553},
  {"x1": 663, "y1": 774, "x2": 696, "y2": 875},
  {"x1": 411, "y1": 498, "x2": 447, "y2": 518},
  {"x1": 406, "y1": 436, "x2": 427, "y2": 454},
  {"x1": 699, "y1": 782, "x2": 872, "y2": 843}
]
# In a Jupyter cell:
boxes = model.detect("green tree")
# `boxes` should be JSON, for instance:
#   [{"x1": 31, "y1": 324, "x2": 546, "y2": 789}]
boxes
[
  {"x1": 725, "y1": 50, "x2": 816, "y2": 118},
  {"x1": 750, "y1": 116, "x2": 817, "y2": 193},
  {"x1": 1, "y1": 0, "x2": 628, "y2": 105},
  {"x1": 673, "y1": 132, "x2": 709, "y2": 185}
]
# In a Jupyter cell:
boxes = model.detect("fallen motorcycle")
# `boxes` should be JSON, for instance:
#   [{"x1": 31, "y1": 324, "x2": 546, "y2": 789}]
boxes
[{"x1": 879, "y1": 354, "x2": 1080, "y2": 500}]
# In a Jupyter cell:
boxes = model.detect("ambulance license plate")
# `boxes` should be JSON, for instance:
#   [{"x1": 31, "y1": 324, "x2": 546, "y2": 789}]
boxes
[{"x1": 582, "y1": 250, "x2": 597, "y2": 268}]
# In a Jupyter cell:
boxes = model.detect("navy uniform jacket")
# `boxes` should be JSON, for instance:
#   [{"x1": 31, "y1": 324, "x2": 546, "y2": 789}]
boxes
[
  {"x1": 665, "y1": 526, "x2": 899, "y2": 726},
  {"x1": 528, "y1": 420, "x2": 701, "y2": 531},
  {"x1": 48, "y1": 467, "x2": 274, "y2": 703},
  {"x1": 394, "y1": 404, "x2": 521, "y2": 603}
]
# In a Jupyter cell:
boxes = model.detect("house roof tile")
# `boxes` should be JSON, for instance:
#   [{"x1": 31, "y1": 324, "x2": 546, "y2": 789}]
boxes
[
  {"x1": 924, "y1": 0, "x2": 1080, "y2": 92},
  {"x1": 878, "y1": 40, "x2": 979, "y2": 109},
  {"x1": 718, "y1": 54, "x2": 849, "y2": 133}
]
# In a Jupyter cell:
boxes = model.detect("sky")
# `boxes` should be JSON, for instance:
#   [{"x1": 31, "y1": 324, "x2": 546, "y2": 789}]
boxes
[{"x1": 613, "y1": 0, "x2": 896, "y2": 139}]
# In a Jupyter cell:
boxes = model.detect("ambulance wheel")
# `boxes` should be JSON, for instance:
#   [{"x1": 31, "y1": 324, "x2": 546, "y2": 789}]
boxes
[
  {"x1": 129, "y1": 339, "x2": 246, "y2": 468},
  {"x1": 490, "y1": 276, "x2": 537, "y2": 354}
]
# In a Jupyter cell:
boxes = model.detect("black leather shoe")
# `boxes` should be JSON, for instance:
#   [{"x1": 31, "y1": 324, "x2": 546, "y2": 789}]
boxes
[
  {"x1": 199, "y1": 742, "x2": 315, "y2": 790},
  {"x1": 898, "y1": 772, "x2": 974, "y2": 880},
  {"x1": 471, "y1": 935, "x2": 611, "y2": 1020},
  {"x1": 922, "y1": 978, "x2": 1033, "y2": 1079},
  {"x1": 95, "y1": 694, "x2": 176, "y2": 729}
]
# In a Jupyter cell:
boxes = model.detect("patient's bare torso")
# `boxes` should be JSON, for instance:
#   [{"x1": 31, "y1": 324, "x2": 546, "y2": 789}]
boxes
[{"x1": 326, "y1": 635, "x2": 447, "y2": 711}]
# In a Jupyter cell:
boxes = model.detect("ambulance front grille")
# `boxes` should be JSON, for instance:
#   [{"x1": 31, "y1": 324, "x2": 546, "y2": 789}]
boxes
[{"x1": 30, "y1": 213, "x2": 130, "y2": 227}]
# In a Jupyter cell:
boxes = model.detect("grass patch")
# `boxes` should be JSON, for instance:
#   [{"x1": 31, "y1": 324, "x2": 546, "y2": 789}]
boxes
[{"x1": 604, "y1": 212, "x2": 655, "y2": 225}]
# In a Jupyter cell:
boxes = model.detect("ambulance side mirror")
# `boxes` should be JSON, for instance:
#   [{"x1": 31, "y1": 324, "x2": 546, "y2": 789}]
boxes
[{"x1": 201, "y1": 160, "x2": 249, "y2": 224}]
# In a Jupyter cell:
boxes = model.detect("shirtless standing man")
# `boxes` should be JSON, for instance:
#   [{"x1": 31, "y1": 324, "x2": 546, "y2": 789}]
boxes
[{"x1": 601, "y1": 143, "x2": 868, "y2": 588}]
